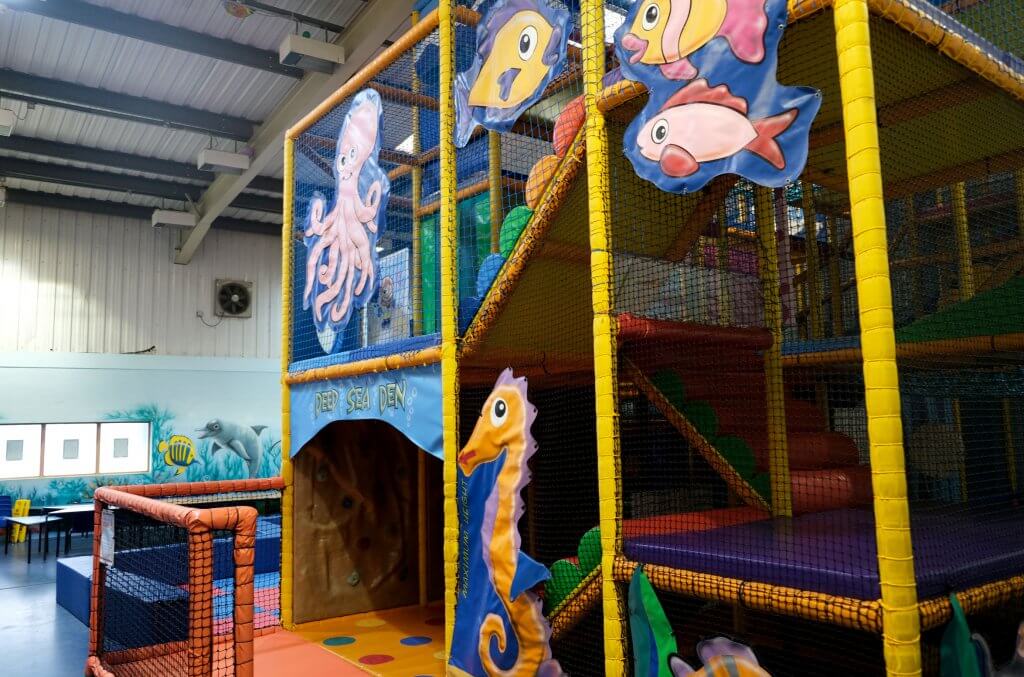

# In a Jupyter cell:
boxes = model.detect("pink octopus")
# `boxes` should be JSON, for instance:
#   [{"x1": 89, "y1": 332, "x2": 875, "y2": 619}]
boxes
[{"x1": 303, "y1": 95, "x2": 384, "y2": 328}]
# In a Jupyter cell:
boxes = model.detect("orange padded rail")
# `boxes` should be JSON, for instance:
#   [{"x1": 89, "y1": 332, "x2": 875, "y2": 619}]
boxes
[{"x1": 87, "y1": 479, "x2": 275, "y2": 677}]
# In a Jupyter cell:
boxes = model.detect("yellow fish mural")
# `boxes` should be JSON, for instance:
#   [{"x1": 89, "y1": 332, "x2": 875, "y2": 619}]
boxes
[
  {"x1": 453, "y1": 0, "x2": 570, "y2": 147},
  {"x1": 618, "y1": 0, "x2": 768, "y2": 80},
  {"x1": 159, "y1": 434, "x2": 196, "y2": 476}
]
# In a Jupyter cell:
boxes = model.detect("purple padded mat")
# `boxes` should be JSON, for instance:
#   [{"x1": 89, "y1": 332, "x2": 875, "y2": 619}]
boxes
[{"x1": 623, "y1": 507, "x2": 1024, "y2": 600}]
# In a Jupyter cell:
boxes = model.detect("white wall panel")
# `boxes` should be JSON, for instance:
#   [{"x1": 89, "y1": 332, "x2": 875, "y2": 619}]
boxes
[{"x1": 0, "y1": 203, "x2": 280, "y2": 358}]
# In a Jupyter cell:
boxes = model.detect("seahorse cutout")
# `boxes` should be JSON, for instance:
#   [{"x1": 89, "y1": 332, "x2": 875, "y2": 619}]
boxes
[{"x1": 458, "y1": 369, "x2": 562, "y2": 677}]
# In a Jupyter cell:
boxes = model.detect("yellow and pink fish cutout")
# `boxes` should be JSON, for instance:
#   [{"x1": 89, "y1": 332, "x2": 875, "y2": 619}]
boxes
[
  {"x1": 616, "y1": 0, "x2": 820, "y2": 194},
  {"x1": 454, "y1": 0, "x2": 571, "y2": 148},
  {"x1": 621, "y1": 0, "x2": 769, "y2": 81}
]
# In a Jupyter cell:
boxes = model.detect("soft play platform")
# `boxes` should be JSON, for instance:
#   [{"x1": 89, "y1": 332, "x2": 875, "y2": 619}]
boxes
[{"x1": 624, "y1": 507, "x2": 1024, "y2": 600}]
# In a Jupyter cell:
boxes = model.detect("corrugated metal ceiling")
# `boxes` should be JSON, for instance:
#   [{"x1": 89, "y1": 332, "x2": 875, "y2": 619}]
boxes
[{"x1": 0, "y1": 0, "x2": 375, "y2": 227}]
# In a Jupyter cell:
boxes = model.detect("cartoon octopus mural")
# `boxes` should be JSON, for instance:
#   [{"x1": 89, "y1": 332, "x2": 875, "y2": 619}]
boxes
[{"x1": 303, "y1": 88, "x2": 390, "y2": 354}]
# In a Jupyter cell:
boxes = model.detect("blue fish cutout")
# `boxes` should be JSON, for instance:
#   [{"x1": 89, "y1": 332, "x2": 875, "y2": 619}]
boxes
[
  {"x1": 618, "y1": 0, "x2": 821, "y2": 194},
  {"x1": 454, "y1": 0, "x2": 571, "y2": 148}
]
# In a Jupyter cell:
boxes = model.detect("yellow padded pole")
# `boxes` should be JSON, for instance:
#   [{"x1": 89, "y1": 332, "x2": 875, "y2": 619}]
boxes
[
  {"x1": 952, "y1": 182, "x2": 975, "y2": 301},
  {"x1": 582, "y1": 0, "x2": 625, "y2": 673},
  {"x1": 489, "y1": 132, "x2": 502, "y2": 253},
  {"x1": 834, "y1": 0, "x2": 921, "y2": 673},
  {"x1": 755, "y1": 186, "x2": 792, "y2": 518},
  {"x1": 1004, "y1": 398, "x2": 1018, "y2": 495},
  {"x1": 905, "y1": 197, "x2": 922, "y2": 318},
  {"x1": 1016, "y1": 170, "x2": 1024, "y2": 236},
  {"x1": 412, "y1": 11, "x2": 424, "y2": 336},
  {"x1": 827, "y1": 213, "x2": 845, "y2": 335},
  {"x1": 438, "y1": 0, "x2": 460, "y2": 659},
  {"x1": 717, "y1": 204, "x2": 732, "y2": 325},
  {"x1": 802, "y1": 183, "x2": 823, "y2": 339},
  {"x1": 280, "y1": 137, "x2": 295, "y2": 630}
]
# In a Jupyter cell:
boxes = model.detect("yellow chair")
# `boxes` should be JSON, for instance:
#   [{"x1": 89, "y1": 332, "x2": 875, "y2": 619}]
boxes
[{"x1": 11, "y1": 499, "x2": 30, "y2": 543}]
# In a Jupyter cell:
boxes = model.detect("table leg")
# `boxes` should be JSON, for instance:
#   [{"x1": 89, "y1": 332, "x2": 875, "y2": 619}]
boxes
[
  {"x1": 27, "y1": 529, "x2": 32, "y2": 564},
  {"x1": 65, "y1": 523, "x2": 71, "y2": 556},
  {"x1": 45, "y1": 522, "x2": 51, "y2": 562}
]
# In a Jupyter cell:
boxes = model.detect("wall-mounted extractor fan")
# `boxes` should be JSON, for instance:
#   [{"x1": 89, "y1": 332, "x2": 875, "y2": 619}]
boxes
[{"x1": 214, "y1": 279, "x2": 253, "y2": 318}]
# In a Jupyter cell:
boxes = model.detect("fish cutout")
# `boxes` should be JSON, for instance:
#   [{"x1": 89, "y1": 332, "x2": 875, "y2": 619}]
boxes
[
  {"x1": 454, "y1": 0, "x2": 570, "y2": 148},
  {"x1": 669, "y1": 637, "x2": 771, "y2": 676},
  {"x1": 636, "y1": 78, "x2": 798, "y2": 178},
  {"x1": 617, "y1": 0, "x2": 768, "y2": 81}
]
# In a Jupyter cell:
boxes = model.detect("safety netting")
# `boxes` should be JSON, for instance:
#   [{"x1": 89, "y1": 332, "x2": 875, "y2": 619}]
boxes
[
  {"x1": 451, "y1": 0, "x2": 605, "y2": 672},
  {"x1": 289, "y1": 23, "x2": 444, "y2": 370},
  {"x1": 870, "y1": 0, "x2": 1024, "y2": 668},
  {"x1": 88, "y1": 485, "x2": 282, "y2": 677}
]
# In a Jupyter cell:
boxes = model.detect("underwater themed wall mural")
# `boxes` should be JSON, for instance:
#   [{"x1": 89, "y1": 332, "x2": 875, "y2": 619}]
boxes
[
  {"x1": 450, "y1": 369, "x2": 560, "y2": 677},
  {"x1": 302, "y1": 88, "x2": 391, "y2": 354},
  {"x1": 0, "y1": 354, "x2": 281, "y2": 504},
  {"x1": 614, "y1": 0, "x2": 820, "y2": 194},
  {"x1": 454, "y1": 0, "x2": 571, "y2": 148}
]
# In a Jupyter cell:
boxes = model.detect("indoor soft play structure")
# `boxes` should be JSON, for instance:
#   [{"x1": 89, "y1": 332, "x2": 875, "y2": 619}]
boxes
[{"x1": 84, "y1": 0, "x2": 1024, "y2": 674}]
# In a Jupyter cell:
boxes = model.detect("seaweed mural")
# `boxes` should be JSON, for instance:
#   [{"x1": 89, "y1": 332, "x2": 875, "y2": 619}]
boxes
[{"x1": 0, "y1": 405, "x2": 281, "y2": 503}]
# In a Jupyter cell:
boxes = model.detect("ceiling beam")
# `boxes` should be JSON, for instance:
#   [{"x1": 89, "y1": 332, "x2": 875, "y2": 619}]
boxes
[
  {"x1": 0, "y1": 135, "x2": 282, "y2": 193},
  {"x1": 4, "y1": 188, "x2": 277, "y2": 236},
  {"x1": 10, "y1": 0, "x2": 304, "y2": 79},
  {"x1": 0, "y1": 156, "x2": 280, "y2": 213},
  {"x1": 0, "y1": 69, "x2": 257, "y2": 141},
  {"x1": 175, "y1": 0, "x2": 414, "y2": 264}
]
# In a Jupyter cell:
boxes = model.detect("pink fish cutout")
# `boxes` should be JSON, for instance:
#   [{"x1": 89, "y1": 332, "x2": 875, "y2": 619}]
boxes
[
  {"x1": 620, "y1": 0, "x2": 769, "y2": 81},
  {"x1": 636, "y1": 78, "x2": 797, "y2": 178}
]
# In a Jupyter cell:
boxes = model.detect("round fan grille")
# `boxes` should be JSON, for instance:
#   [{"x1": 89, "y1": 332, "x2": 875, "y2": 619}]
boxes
[{"x1": 216, "y1": 281, "x2": 252, "y2": 316}]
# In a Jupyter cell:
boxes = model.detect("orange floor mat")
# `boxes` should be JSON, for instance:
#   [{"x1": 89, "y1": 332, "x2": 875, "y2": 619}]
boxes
[
  {"x1": 255, "y1": 630, "x2": 368, "y2": 676},
  {"x1": 294, "y1": 603, "x2": 446, "y2": 676}
]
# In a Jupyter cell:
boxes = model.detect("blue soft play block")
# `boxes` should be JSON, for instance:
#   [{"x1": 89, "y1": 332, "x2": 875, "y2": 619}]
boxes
[
  {"x1": 56, "y1": 556, "x2": 93, "y2": 626},
  {"x1": 56, "y1": 516, "x2": 282, "y2": 629}
]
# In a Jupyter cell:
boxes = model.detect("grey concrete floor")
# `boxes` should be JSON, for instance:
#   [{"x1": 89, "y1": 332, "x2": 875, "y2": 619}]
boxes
[{"x1": 0, "y1": 533, "x2": 92, "y2": 677}]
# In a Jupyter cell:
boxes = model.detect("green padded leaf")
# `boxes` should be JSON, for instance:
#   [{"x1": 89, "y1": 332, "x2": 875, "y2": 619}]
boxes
[
  {"x1": 715, "y1": 436, "x2": 756, "y2": 480},
  {"x1": 545, "y1": 559, "x2": 583, "y2": 613},
  {"x1": 499, "y1": 205, "x2": 534, "y2": 258},
  {"x1": 682, "y1": 400, "x2": 718, "y2": 438},
  {"x1": 651, "y1": 371, "x2": 686, "y2": 409},
  {"x1": 628, "y1": 566, "x2": 679, "y2": 677},
  {"x1": 577, "y1": 527, "x2": 602, "y2": 574}
]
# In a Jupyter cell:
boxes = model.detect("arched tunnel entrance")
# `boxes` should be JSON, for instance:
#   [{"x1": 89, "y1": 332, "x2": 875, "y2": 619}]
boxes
[{"x1": 291, "y1": 419, "x2": 444, "y2": 624}]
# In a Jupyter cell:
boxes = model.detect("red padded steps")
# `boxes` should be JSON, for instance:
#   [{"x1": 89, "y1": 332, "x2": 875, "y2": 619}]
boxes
[{"x1": 791, "y1": 466, "x2": 873, "y2": 513}]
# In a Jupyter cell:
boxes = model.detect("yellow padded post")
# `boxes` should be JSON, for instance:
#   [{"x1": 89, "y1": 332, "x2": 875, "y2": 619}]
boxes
[
  {"x1": 802, "y1": 183, "x2": 823, "y2": 339},
  {"x1": 755, "y1": 186, "x2": 792, "y2": 518},
  {"x1": 489, "y1": 132, "x2": 503, "y2": 253},
  {"x1": 581, "y1": 0, "x2": 625, "y2": 673},
  {"x1": 827, "y1": 213, "x2": 845, "y2": 335},
  {"x1": 952, "y1": 182, "x2": 975, "y2": 301},
  {"x1": 438, "y1": 0, "x2": 460, "y2": 660},
  {"x1": 1004, "y1": 398, "x2": 1018, "y2": 495},
  {"x1": 280, "y1": 136, "x2": 295, "y2": 630},
  {"x1": 412, "y1": 13, "x2": 424, "y2": 337},
  {"x1": 1016, "y1": 170, "x2": 1024, "y2": 237},
  {"x1": 717, "y1": 204, "x2": 732, "y2": 325},
  {"x1": 833, "y1": 0, "x2": 921, "y2": 673}
]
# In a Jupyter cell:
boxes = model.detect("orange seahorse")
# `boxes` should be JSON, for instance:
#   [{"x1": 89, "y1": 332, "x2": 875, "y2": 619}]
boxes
[{"x1": 458, "y1": 369, "x2": 562, "y2": 677}]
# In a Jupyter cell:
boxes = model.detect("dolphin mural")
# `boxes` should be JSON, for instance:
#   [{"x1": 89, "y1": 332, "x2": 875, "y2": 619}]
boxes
[{"x1": 197, "y1": 419, "x2": 267, "y2": 479}]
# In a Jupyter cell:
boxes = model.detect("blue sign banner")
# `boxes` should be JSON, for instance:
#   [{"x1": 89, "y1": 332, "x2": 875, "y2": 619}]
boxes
[{"x1": 289, "y1": 362, "x2": 442, "y2": 459}]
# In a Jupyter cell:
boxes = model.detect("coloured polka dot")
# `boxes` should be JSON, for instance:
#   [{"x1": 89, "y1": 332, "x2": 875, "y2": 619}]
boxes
[
  {"x1": 355, "y1": 617, "x2": 386, "y2": 628},
  {"x1": 359, "y1": 654, "x2": 394, "y2": 665},
  {"x1": 323, "y1": 636, "x2": 356, "y2": 647},
  {"x1": 400, "y1": 635, "x2": 432, "y2": 647}
]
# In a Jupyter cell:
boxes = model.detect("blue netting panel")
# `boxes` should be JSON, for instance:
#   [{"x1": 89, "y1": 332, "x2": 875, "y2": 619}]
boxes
[{"x1": 289, "y1": 22, "x2": 443, "y2": 369}]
